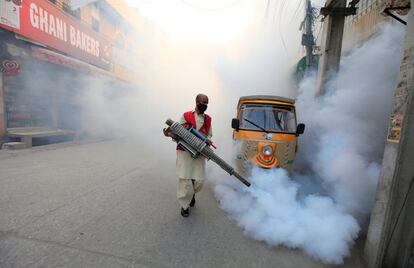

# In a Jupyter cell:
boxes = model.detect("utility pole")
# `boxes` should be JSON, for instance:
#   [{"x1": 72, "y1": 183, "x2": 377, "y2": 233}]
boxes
[
  {"x1": 364, "y1": 1, "x2": 414, "y2": 267},
  {"x1": 264, "y1": 0, "x2": 270, "y2": 21},
  {"x1": 303, "y1": 0, "x2": 314, "y2": 70},
  {"x1": 315, "y1": 0, "x2": 356, "y2": 95}
]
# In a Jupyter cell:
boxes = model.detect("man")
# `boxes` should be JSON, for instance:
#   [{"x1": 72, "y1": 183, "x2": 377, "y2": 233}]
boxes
[{"x1": 164, "y1": 94, "x2": 212, "y2": 217}]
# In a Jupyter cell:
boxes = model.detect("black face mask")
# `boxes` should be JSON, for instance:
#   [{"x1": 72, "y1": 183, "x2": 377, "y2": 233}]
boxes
[{"x1": 197, "y1": 103, "x2": 208, "y2": 113}]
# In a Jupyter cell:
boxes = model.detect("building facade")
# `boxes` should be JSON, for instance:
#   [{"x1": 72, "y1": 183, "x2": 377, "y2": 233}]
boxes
[
  {"x1": 343, "y1": 0, "x2": 410, "y2": 52},
  {"x1": 0, "y1": 0, "x2": 143, "y2": 144}
]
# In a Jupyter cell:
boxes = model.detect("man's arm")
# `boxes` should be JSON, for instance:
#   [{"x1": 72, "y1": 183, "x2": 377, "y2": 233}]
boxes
[
  {"x1": 163, "y1": 114, "x2": 186, "y2": 139},
  {"x1": 178, "y1": 115, "x2": 186, "y2": 125},
  {"x1": 205, "y1": 122, "x2": 213, "y2": 146},
  {"x1": 208, "y1": 124, "x2": 212, "y2": 139}
]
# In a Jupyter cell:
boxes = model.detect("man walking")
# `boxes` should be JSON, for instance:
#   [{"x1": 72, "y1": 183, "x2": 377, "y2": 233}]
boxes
[{"x1": 164, "y1": 94, "x2": 212, "y2": 217}]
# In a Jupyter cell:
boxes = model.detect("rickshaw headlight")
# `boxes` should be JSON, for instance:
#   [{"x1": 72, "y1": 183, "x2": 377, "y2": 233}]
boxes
[{"x1": 262, "y1": 145, "x2": 273, "y2": 156}]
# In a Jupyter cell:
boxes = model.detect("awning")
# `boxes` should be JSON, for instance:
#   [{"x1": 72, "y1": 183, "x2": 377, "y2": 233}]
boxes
[{"x1": 31, "y1": 45, "x2": 116, "y2": 79}]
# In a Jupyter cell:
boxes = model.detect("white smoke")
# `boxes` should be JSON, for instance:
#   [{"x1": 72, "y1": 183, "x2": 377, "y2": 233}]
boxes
[
  {"x1": 66, "y1": 5, "x2": 405, "y2": 264},
  {"x1": 296, "y1": 23, "x2": 405, "y2": 219},
  {"x1": 212, "y1": 23, "x2": 405, "y2": 265},
  {"x1": 215, "y1": 167, "x2": 360, "y2": 265}
]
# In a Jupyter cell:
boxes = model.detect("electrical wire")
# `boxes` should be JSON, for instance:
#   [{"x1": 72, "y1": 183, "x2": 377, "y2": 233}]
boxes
[
  {"x1": 180, "y1": 0, "x2": 243, "y2": 11},
  {"x1": 264, "y1": 0, "x2": 270, "y2": 21},
  {"x1": 276, "y1": 0, "x2": 288, "y2": 52},
  {"x1": 312, "y1": 6, "x2": 323, "y2": 43},
  {"x1": 127, "y1": 0, "x2": 163, "y2": 3},
  {"x1": 290, "y1": 0, "x2": 305, "y2": 26},
  {"x1": 314, "y1": 21, "x2": 323, "y2": 43}
]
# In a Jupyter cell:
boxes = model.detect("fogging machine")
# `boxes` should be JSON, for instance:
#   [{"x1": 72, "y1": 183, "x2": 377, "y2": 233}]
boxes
[{"x1": 165, "y1": 118, "x2": 251, "y2": 187}]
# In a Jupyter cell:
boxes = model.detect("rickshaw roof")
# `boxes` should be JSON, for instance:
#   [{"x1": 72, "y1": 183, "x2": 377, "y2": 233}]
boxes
[{"x1": 238, "y1": 95, "x2": 295, "y2": 105}]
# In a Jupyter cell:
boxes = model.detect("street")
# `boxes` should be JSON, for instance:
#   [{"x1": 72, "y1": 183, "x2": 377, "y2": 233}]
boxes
[
  {"x1": 0, "y1": 139, "x2": 364, "y2": 268},
  {"x1": 0, "y1": 0, "x2": 412, "y2": 266}
]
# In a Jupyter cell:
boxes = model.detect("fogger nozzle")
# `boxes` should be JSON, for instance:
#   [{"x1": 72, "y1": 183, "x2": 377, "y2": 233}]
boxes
[
  {"x1": 166, "y1": 119, "x2": 174, "y2": 126},
  {"x1": 166, "y1": 118, "x2": 251, "y2": 187}
]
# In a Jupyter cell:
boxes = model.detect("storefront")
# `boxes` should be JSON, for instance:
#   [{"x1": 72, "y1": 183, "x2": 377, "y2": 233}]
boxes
[
  {"x1": 4, "y1": 53, "x2": 80, "y2": 131},
  {"x1": 0, "y1": 0, "x2": 120, "y2": 145}
]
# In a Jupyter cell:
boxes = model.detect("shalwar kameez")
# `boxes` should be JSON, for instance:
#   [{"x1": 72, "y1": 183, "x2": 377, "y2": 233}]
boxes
[{"x1": 176, "y1": 111, "x2": 212, "y2": 209}]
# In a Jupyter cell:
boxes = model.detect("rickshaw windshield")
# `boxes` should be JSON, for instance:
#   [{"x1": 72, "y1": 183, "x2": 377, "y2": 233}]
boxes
[{"x1": 239, "y1": 104, "x2": 297, "y2": 133}]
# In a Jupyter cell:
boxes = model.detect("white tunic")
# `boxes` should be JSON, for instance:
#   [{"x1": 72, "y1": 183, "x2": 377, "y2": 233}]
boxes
[{"x1": 176, "y1": 112, "x2": 212, "y2": 180}]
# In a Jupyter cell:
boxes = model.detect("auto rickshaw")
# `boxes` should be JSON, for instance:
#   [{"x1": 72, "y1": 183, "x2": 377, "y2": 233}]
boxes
[{"x1": 231, "y1": 95, "x2": 305, "y2": 175}]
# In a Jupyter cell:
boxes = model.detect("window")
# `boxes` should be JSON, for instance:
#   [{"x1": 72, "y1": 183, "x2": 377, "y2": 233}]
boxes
[
  {"x1": 92, "y1": 18, "x2": 100, "y2": 32},
  {"x1": 71, "y1": 8, "x2": 81, "y2": 19},
  {"x1": 62, "y1": 2, "x2": 71, "y2": 13},
  {"x1": 239, "y1": 104, "x2": 297, "y2": 133}
]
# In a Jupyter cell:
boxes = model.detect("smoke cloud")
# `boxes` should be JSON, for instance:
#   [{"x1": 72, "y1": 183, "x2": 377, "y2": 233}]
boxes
[
  {"x1": 66, "y1": 12, "x2": 405, "y2": 265},
  {"x1": 296, "y1": 23, "x2": 405, "y2": 219},
  {"x1": 12, "y1": 3, "x2": 404, "y2": 264},
  {"x1": 215, "y1": 167, "x2": 360, "y2": 265},
  {"x1": 211, "y1": 23, "x2": 405, "y2": 265}
]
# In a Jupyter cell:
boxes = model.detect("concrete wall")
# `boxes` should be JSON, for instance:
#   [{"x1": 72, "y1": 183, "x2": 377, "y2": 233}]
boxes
[
  {"x1": 343, "y1": 0, "x2": 391, "y2": 52},
  {"x1": 364, "y1": 1, "x2": 414, "y2": 267},
  {"x1": 0, "y1": 72, "x2": 5, "y2": 138},
  {"x1": 381, "y1": 3, "x2": 414, "y2": 265}
]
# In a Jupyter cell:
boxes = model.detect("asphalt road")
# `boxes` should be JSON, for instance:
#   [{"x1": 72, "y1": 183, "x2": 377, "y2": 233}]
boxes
[{"x1": 0, "y1": 139, "x2": 365, "y2": 268}]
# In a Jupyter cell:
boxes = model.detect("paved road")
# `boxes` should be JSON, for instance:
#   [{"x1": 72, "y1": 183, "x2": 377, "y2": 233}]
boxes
[{"x1": 0, "y1": 139, "x2": 365, "y2": 268}]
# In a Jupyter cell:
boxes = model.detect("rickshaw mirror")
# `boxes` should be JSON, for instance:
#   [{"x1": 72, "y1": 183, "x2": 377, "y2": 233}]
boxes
[
  {"x1": 296, "y1": 123, "x2": 305, "y2": 135},
  {"x1": 232, "y1": 118, "x2": 240, "y2": 131}
]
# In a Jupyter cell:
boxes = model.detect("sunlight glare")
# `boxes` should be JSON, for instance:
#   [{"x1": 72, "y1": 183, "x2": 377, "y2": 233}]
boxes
[{"x1": 127, "y1": 0, "x2": 258, "y2": 44}]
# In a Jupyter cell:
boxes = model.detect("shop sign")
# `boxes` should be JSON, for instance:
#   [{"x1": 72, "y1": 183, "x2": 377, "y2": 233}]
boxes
[
  {"x1": 0, "y1": 0, "x2": 21, "y2": 29},
  {"x1": 387, "y1": 114, "x2": 403, "y2": 143},
  {"x1": 0, "y1": 58, "x2": 20, "y2": 76},
  {"x1": 0, "y1": 0, "x2": 111, "y2": 70}
]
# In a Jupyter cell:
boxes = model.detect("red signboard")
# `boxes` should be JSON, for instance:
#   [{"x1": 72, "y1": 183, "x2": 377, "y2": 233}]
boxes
[{"x1": 0, "y1": 0, "x2": 111, "y2": 70}]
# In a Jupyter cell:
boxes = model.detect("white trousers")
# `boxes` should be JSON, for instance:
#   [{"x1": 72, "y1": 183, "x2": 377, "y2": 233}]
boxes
[
  {"x1": 176, "y1": 150, "x2": 206, "y2": 209},
  {"x1": 177, "y1": 179, "x2": 204, "y2": 209}
]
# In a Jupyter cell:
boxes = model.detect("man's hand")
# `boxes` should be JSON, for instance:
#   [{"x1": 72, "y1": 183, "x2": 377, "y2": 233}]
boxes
[
  {"x1": 163, "y1": 127, "x2": 178, "y2": 139},
  {"x1": 205, "y1": 139, "x2": 217, "y2": 149}
]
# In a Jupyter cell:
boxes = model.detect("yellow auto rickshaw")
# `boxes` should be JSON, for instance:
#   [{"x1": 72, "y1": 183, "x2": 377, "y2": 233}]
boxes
[{"x1": 231, "y1": 95, "x2": 305, "y2": 175}]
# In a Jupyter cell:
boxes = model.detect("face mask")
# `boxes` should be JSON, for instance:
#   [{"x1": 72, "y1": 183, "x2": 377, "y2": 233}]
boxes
[{"x1": 197, "y1": 103, "x2": 208, "y2": 113}]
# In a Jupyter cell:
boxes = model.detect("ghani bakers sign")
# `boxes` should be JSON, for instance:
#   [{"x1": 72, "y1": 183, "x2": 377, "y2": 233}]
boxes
[{"x1": 0, "y1": 0, "x2": 111, "y2": 70}]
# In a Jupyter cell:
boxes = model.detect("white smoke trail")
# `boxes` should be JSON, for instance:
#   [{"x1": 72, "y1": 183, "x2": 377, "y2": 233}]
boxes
[
  {"x1": 212, "y1": 23, "x2": 405, "y2": 265},
  {"x1": 215, "y1": 167, "x2": 360, "y2": 265}
]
